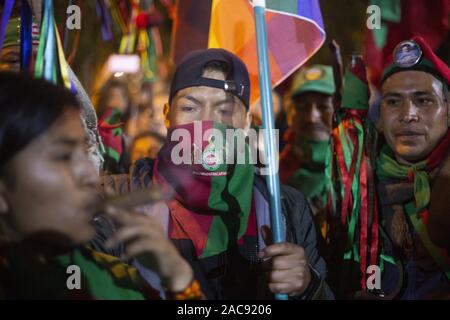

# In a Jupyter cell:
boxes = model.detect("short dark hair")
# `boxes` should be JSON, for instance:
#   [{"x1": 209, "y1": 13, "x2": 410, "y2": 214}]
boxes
[
  {"x1": 442, "y1": 81, "x2": 449, "y2": 102},
  {"x1": 0, "y1": 72, "x2": 80, "y2": 170},
  {"x1": 202, "y1": 60, "x2": 230, "y2": 77}
]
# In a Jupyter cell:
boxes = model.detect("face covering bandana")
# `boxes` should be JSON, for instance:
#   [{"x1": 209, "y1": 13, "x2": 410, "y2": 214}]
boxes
[
  {"x1": 153, "y1": 121, "x2": 256, "y2": 258},
  {"x1": 288, "y1": 139, "x2": 329, "y2": 200}
]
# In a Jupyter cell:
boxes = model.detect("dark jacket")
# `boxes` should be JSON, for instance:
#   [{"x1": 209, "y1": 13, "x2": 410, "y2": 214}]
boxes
[
  {"x1": 92, "y1": 158, "x2": 334, "y2": 300},
  {"x1": 376, "y1": 179, "x2": 450, "y2": 299}
]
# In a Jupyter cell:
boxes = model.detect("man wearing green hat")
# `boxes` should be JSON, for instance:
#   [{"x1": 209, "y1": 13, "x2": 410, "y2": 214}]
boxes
[
  {"x1": 0, "y1": 16, "x2": 39, "y2": 73},
  {"x1": 374, "y1": 36, "x2": 450, "y2": 299},
  {"x1": 279, "y1": 65, "x2": 334, "y2": 226}
]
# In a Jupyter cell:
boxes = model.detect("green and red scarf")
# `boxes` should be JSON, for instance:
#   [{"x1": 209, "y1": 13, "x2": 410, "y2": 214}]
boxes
[
  {"x1": 153, "y1": 121, "x2": 256, "y2": 258},
  {"x1": 376, "y1": 135, "x2": 450, "y2": 280},
  {"x1": 98, "y1": 107, "x2": 124, "y2": 164}
]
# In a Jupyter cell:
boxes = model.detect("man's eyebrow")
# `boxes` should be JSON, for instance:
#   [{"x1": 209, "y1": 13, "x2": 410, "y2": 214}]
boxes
[
  {"x1": 178, "y1": 95, "x2": 201, "y2": 104},
  {"x1": 412, "y1": 90, "x2": 434, "y2": 96},
  {"x1": 52, "y1": 137, "x2": 81, "y2": 146},
  {"x1": 382, "y1": 92, "x2": 403, "y2": 99},
  {"x1": 213, "y1": 98, "x2": 234, "y2": 107},
  {"x1": 0, "y1": 51, "x2": 19, "y2": 59}
]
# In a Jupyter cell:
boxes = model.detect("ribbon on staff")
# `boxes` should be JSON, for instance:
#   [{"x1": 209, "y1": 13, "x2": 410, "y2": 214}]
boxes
[
  {"x1": 20, "y1": 0, "x2": 33, "y2": 72},
  {"x1": 35, "y1": 0, "x2": 75, "y2": 92},
  {"x1": 0, "y1": 0, "x2": 16, "y2": 49}
]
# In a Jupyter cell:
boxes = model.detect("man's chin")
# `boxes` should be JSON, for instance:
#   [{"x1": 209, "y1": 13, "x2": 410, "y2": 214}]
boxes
[
  {"x1": 298, "y1": 131, "x2": 330, "y2": 141},
  {"x1": 393, "y1": 145, "x2": 429, "y2": 164}
]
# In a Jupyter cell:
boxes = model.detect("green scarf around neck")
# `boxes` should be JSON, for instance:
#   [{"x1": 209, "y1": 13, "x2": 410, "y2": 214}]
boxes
[
  {"x1": 376, "y1": 144, "x2": 450, "y2": 279},
  {"x1": 376, "y1": 144, "x2": 429, "y2": 213},
  {"x1": 288, "y1": 139, "x2": 329, "y2": 201}
]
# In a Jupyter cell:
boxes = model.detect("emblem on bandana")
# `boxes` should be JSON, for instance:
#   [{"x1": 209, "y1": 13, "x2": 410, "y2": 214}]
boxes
[
  {"x1": 394, "y1": 40, "x2": 422, "y2": 68},
  {"x1": 201, "y1": 138, "x2": 224, "y2": 171},
  {"x1": 304, "y1": 67, "x2": 324, "y2": 81}
]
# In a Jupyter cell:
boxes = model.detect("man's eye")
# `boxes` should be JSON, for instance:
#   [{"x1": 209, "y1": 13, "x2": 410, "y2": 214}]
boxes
[
  {"x1": 5, "y1": 58, "x2": 19, "y2": 64},
  {"x1": 386, "y1": 99, "x2": 401, "y2": 107},
  {"x1": 319, "y1": 104, "x2": 332, "y2": 110},
  {"x1": 180, "y1": 106, "x2": 196, "y2": 112},
  {"x1": 55, "y1": 153, "x2": 72, "y2": 162},
  {"x1": 0, "y1": 54, "x2": 19, "y2": 64},
  {"x1": 416, "y1": 97, "x2": 433, "y2": 106},
  {"x1": 218, "y1": 108, "x2": 232, "y2": 116}
]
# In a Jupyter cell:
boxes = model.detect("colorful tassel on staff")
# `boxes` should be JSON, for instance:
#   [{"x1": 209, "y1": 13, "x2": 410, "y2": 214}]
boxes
[
  {"x1": 0, "y1": 0, "x2": 15, "y2": 49},
  {"x1": 117, "y1": 0, "x2": 160, "y2": 82},
  {"x1": 34, "y1": 0, "x2": 74, "y2": 92},
  {"x1": 20, "y1": 0, "x2": 33, "y2": 72},
  {"x1": 96, "y1": 0, "x2": 114, "y2": 42},
  {"x1": 326, "y1": 55, "x2": 379, "y2": 290}
]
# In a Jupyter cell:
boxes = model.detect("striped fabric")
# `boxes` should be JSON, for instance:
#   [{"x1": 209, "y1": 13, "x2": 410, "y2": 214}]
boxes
[
  {"x1": 171, "y1": 0, "x2": 326, "y2": 105},
  {"x1": 209, "y1": 0, "x2": 325, "y2": 105}
]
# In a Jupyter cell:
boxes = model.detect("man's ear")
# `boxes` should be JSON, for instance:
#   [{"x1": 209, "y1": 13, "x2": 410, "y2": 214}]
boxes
[
  {"x1": 446, "y1": 100, "x2": 450, "y2": 128},
  {"x1": 286, "y1": 101, "x2": 295, "y2": 127},
  {"x1": 0, "y1": 181, "x2": 10, "y2": 215},
  {"x1": 375, "y1": 104, "x2": 383, "y2": 133},
  {"x1": 244, "y1": 111, "x2": 253, "y2": 133},
  {"x1": 163, "y1": 103, "x2": 171, "y2": 129},
  {"x1": 375, "y1": 117, "x2": 383, "y2": 133}
]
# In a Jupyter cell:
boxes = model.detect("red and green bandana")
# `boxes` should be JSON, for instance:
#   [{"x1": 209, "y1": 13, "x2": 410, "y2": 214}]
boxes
[
  {"x1": 326, "y1": 55, "x2": 380, "y2": 289},
  {"x1": 153, "y1": 121, "x2": 256, "y2": 258},
  {"x1": 98, "y1": 107, "x2": 124, "y2": 163}
]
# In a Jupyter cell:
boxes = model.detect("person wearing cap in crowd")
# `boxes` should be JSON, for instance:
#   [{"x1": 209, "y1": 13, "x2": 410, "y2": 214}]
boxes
[
  {"x1": 0, "y1": 17, "x2": 39, "y2": 73},
  {"x1": 373, "y1": 36, "x2": 450, "y2": 299},
  {"x1": 96, "y1": 79, "x2": 133, "y2": 174},
  {"x1": 279, "y1": 65, "x2": 335, "y2": 226},
  {"x1": 338, "y1": 37, "x2": 450, "y2": 300},
  {"x1": 128, "y1": 48, "x2": 334, "y2": 299}
]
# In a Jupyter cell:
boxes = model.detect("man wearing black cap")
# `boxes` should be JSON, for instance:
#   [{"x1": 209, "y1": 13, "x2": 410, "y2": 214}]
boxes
[{"x1": 131, "y1": 48, "x2": 333, "y2": 299}]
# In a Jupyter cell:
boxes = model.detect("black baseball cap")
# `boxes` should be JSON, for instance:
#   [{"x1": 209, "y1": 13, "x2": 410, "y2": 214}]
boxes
[{"x1": 169, "y1": 48, "x2": 250, "y2": 109}]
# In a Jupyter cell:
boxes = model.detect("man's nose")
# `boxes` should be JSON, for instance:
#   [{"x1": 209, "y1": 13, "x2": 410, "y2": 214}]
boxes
[
  {"x1": 399, "y1": 99, "x2": 419, "y2": 123},
  {"x1": 304, "y1": 104, "x2": 322, "y2": 123},
  {"x1": 76, "y1": 154, "x2": 100, "y2": 189},
  {"x1": 200, "y1": 106, "x2": 222, "y2": 123}
]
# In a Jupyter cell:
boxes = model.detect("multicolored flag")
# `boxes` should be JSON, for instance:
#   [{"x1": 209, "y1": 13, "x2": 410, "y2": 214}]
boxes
[
  {"x1": 170, "y1": 0, "x2": 212, "y2": 66},
  {"x1": 171, "y1": 0, "x2": 326, "y2": 105}
]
